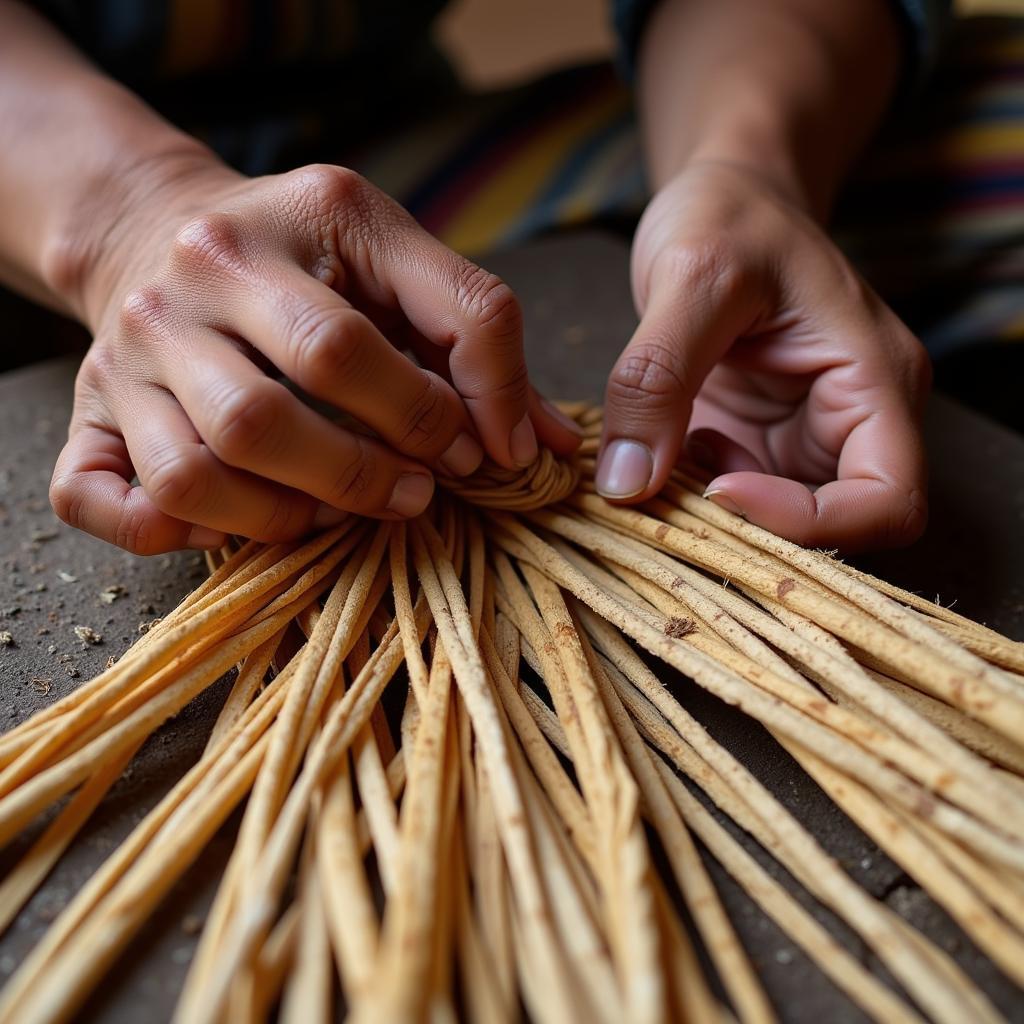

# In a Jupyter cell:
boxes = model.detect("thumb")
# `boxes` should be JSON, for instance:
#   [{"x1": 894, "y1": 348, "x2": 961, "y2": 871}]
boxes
[{"x1": 597, "y1": 252, "x2": 756, "y2": 501}]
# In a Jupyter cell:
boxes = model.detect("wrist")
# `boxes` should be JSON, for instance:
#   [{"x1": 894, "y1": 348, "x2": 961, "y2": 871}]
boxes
[
  {"x1": 40, "y1": 134, "x2": 243, "y2": 330},
  {"x1": 679, "y1": 99, "x2": 820, "y2": 218},
  {"x1": 636, "y1": 0, "x2": 901, "y2": 226}
]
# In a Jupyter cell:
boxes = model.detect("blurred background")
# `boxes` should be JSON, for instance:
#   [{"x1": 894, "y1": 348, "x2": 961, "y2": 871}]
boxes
[{"x1": 438, "y1": 0, "x2": 1022, "y2": 91}]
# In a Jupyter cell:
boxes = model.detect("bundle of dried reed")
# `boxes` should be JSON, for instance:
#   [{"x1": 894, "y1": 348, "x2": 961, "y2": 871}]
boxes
[{"x1": 1, "y1": 405, "x2": 1022, "y2": 1024}]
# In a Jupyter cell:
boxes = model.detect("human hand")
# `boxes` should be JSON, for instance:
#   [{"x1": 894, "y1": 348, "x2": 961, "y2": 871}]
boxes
[
  {"x1": 597, "y1": 162, "x2": 930, "y2": 552},
  {"x1": 49, "y1": 160, "x2": 580, "y2": 553}
]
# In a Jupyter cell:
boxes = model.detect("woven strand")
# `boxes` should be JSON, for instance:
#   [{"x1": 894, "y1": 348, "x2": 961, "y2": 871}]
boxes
[{"x1": 439, "y1": 446, "x2": 580, "y2": 511}]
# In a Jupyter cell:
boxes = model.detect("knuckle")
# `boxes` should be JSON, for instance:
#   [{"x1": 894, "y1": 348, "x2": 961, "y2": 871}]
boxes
[
  {"x1": 146, "y1": 446, "x2": 211, "y2": 517},
  {"x1": 889, "y1": 488, "x2": 928, "y2": 547},
  {"x1": 398, "y1": 378, "x2": 449, "y2": 450},
  {"x1": 48, "y1": 472, "x2": 81, "y2": 530},
  {"x1": 206, "y1": 383, "x2": 286, "y2": 464},
  {"x1": 170, "y1": 213, "x2": 244, "y2": 276},
  {"x1": 289, "y1": 164, "x2": 409, "y2": 270},
  {"x1": 486, "y1": 361, "x2": 530, "y2": 405},
  {"x1": 118, "y1": 284, "x2": 172, "y2": 338},
  {"x1": 607, "y1": 341, "x2": 687, "y2": 409},
  {"x1": 113, "y1": 502, "x2": 157, "y2": 555},
  {"x1": 457, "y1": 265, "x2": 522, "y2": 342},
  {"x1": 75, "y1": 345, "x2": 117, "y2": 396},
  {"x1": 660, "y1": 239, "x2": 747, "y2": 302},
  {"x1": 295, "y1": 165, "x2": 387, "y2": 239},
  {"x1": 252, "y1": 492, "x2": 304, "y2": 542},
  {"x1": 327, "y1": 443, "x2": 375, "y2": 509},
  {"x1": 296, "y1": 163, "x2": 367, "y2": 208},
  {"x1": 289, "y1": 306, "x2": 363, "y2": 387}
]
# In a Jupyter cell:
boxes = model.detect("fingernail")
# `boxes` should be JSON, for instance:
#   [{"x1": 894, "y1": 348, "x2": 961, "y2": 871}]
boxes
[
  {"x1": 540, "y1": 398, "x2": 583, "y2": 437},
  {"x1": 187, "y1": 525, "x2": 227, "y2": 549},
  {"x1": 703, "y1": 488, "x2": 744, "y2": 517},
  {"x1": 387, "y1": 473, "x2": 434, "y2": 517},
  {"x1": 595, "y1": 439, "x2": 653, "y2": 499},
  {"x1": 312, "y1": 503, "x2": 348, "y2": 529},
  {"x1": 439, "y1": 432, "x2": 484, "y2": 477},
  {"x1": 509, "y1": 414, "x2": 538, "y2": 468}
]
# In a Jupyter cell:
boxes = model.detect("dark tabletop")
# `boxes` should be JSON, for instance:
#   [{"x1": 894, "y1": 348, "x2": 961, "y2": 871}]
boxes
[{"x1": 0, "y1": 231, "x2": 1022, "y2": 1022}]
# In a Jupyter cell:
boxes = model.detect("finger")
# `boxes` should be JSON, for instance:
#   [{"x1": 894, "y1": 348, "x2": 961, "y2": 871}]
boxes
[
  {"x1": 50, "y1": 419, "x2": 226, "y2": 555},
  {"x1": 702, "y1": 474, "x2": 927, "y2": 553},
  {"x1": 227, "y1": 266, "x2": 484, "y2": 477},
  {"x1": 403, "y1": 331, "x2": 580, "y2": 457},
  {"x1": 703, "y1": 396, "x2": 927, "y2": 552},
  {"x1": 160, "y1": 339, "x2": 437, "y2": 520},
  {"x1": 113, "y1": 384, "x2": 327, "y2": 540},
  {"x1": 597, "y1": 252, "x2": 759, "y2": 501},
  {"x1": 325, "y1": 176, "x2": 534, "y2": 468},
  {"x1": 407, "y1": 253, "x2": 533, "y2": 469}
]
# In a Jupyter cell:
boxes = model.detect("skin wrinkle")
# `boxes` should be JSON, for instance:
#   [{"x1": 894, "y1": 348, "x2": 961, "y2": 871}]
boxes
[
  {"x1": 144, "y1": 454, "x2": 213, "y2": 523},
  {"x1": 206, "y1": 383, "x2": 290, "y2": 464},
  {"x1": 397, "y1": 376, "x2": 449, "y2": 450},
  {"x1": 450, "y1": 352, "x2": 530, "y2": 406},
  {"x1": 609, "y1": 343, "x2": 691, "y2": 410},
  {"x1": 329, "y1": 440, "x2": 376, "y2": 509}
]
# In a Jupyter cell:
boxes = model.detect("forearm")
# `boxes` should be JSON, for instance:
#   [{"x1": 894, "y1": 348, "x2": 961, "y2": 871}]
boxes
[
  {"x1": 636, "y1": 0, "x2": 902, "y2": 219},
  {"x1": 0, "y1": 1, "x2": 232, "y2": 326}
]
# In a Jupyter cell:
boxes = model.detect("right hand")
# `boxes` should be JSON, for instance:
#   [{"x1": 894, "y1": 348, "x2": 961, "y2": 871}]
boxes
[
  {"x1": 49, "y1": 160, "x2": 581, "y2": 553},
  {"x1": 598, "y1": 163, "x2": 930, "y2": 552}
]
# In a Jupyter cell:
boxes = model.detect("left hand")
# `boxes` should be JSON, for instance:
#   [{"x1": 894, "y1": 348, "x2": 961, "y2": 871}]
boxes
[{"x1": 596, "y1": 161, "x2": 931, "y2": 552}]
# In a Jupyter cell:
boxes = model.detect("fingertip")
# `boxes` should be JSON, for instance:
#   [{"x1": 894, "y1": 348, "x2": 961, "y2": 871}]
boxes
[
  {"x1": 470, "y1": 406, "x2": 533, "y2": 471},
  {"x1": 701, "y1": 472, "x2": 927, "y2": 553},
  {"x1": 886, "y1": 486, "x2": 929, "y2": 547},
  {"x1": 312, "y1": 503, "x2": 348, "y2": 529},
  {"x1": 702, "y1": 471, "x2": 812, "y2": 538},
  {"x1": 702, "y1": 486, "x2": 745, "y2": 518},
  {"x1": 187, "y1": 524, "x2": 229, "y2": 550},
  {"x1": 595, "y1": 439, "x2": 655, "y2": 501},
  {"x1": 438, "y1": 431, "x2": 484, "y2": 477},
  {"x1": 385, "y1": 472, "x2": 434, "y2": 518},
  {"x1": 509, "y1": 414, "x2": 538, "y2": 469}
]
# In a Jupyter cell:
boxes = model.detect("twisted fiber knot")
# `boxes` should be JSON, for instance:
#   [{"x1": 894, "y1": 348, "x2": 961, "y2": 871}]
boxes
[{"x1": 439, "y1": 446, "x2": 581, "y2": 510}]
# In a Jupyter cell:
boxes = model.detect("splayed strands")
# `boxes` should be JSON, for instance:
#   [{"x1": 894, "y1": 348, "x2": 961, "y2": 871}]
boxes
[{"x1": 1, "y1": 405, "x2": 1023, "y2": 1024}]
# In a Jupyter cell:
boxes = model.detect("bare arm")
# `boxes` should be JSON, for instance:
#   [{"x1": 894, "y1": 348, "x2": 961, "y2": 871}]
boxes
[
  {"x1": 0, "y1": 0, "x2": 216, "y2": 321},
  {"x1": 636, "y1": 0, "x2": 902, "y2": 215},
  {"x1": 598, "y1": 0, "x2": 931, "y2": 552},
  {"x1": 0, "y1": 1, "x2": 579, "y2": 552}
]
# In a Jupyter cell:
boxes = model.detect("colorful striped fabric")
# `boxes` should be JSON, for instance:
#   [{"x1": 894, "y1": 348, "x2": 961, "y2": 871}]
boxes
[
  {"x1": 29, "y1": 0, "x2": 446, "y2": 80},
  {"x1": 26, "y1": 0, "x2": 459, "y2": 178},
  {"x1": 27, "y1": 3, "x2": 1023, "y2": 355},
  {"x1": 347, "y1": 65, "x2": 645, "y2": 256},
  {"x1": 835, "y1": 15, "x2": 1024, "y2": 354}
]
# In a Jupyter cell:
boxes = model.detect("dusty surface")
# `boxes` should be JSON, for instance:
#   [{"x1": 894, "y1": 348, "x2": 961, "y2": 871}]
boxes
[{"x1": 1, "y1": 231, "x2": 1022, "y2": 1021}]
